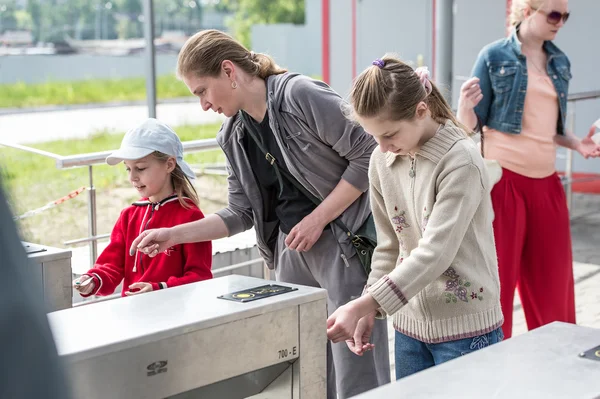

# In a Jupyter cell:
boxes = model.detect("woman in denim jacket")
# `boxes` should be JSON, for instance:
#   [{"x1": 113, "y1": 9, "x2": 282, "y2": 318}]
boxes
[{"x1": 457, "y1": 0, "x2": 600, "y2": 338}]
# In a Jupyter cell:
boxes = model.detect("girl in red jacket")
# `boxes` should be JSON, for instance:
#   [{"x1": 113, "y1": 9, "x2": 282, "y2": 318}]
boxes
[{"x1": 72, "y1": 118, "x2": 212, "y2": 297}]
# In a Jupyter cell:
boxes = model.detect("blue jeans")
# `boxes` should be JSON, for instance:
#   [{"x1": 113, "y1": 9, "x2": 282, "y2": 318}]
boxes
[{"x1": 395, "y1": 327, "x2": 504, "y2": 380}]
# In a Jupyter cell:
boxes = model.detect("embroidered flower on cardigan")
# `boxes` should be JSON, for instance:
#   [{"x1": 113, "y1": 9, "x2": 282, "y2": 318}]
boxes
[
  {"x1": 392, "y1": 210, "x2": 410, "y2": 233},
  {"x1": 443, "y1": 266, "x2": 482, "y2": 303},
  {"x1": 392, "y1": 209, "x2": 411, "y2": 253},
  {"x1": 422, "y1": 206, "x2": 430, "y2": 232}
]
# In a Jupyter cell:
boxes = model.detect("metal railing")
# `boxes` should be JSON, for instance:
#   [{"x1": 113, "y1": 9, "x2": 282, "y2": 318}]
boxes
[
  {"x1": 1, "y1": 92, "x2": 599, "y2": 268},
  {"x1": 1, "y1": 138, "x2": 221, "y2": 267}
]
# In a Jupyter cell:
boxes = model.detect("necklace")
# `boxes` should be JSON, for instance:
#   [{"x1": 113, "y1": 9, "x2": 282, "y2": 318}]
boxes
[{"x1": 526, "y1": 53, "x2": 547, "y2": 75}]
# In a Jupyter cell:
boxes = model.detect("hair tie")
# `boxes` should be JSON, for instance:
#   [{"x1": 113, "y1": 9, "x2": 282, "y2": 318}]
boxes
[
  {"x1": 415, "y1": 66, "x2": 433, "y2": 95},
  {"x1": 372, "y1": 58, "x2": 385, "y2": 68},
  {"x1": 249, "y1": 51, "x2": 255, "y2": 60}
]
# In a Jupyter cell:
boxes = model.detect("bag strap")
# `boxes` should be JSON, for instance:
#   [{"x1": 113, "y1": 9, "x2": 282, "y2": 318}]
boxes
[{"x1": 239, "y1": 111, "x2": 360, "y2": 241}]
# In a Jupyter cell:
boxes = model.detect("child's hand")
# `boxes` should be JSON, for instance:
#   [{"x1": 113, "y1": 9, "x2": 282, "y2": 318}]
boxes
[
  {"x1": 327, "y1": 294, "x2": 380, "y2": 344},
  {"x1": 346, "y1": 313, "x2": 376, "y2": 356},
  {"x1": 73, "y1": 275, "x2": 95, "y2": 295},
  {"x1": 327, "y1": 302, "x2": 363, "y2": 344},
  {"x1": 125, "y1": 282, "x2": 153, "y2": 296}
]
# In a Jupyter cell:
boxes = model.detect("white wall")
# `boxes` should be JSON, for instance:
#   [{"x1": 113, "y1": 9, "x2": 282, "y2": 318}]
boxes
[{"x1": 251, "y1": 0, "x2": 321, "y2": 78}]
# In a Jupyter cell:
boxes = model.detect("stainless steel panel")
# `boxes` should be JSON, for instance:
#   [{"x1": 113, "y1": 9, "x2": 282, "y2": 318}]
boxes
[
  {"x1": 49, "y1": 276, "x2": 328, "y2": 398},
  {"x1": 353, "y1": 322, "x2": 600, "y2": 399},
  {"x1": 49, "y1": 276, "x2": 326, "y2": 363},
  {"x1": 66, "y1": 306, "x2": 300, "y2": 399},
  {"x1": 24, "y1": 242, "x2": 72, "y2": 311},
  {"x1": 42, "y1": 259, "x2": 72, "y2": 311},
  {"x1": 298, "y1": 300, "x2": 327, "y2": 398},
  {"x1": 23, "y1": 241, "x2": 72, "y2": 264},
  {"x1": 170, "y1": 362, "x2": 292, "y2": 399}
]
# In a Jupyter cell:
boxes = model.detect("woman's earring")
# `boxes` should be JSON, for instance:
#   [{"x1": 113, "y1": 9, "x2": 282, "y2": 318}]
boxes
[{"x1": 231, "y1": 81, "x2": 238, "y2": 89}]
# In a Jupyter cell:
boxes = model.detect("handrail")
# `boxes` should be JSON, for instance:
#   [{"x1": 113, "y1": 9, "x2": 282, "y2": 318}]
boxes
[
  {"x1": 568, "y1": 90, "x2": 600, "y2": 102},
  {"x1": 57, "y1": 138, "x2": 220, "y2": 169},
  {"x1": 0, "y1": 142, "x2": 63, "y2": 160},
  {"x1": 0, "y1": 138, "x2": 221, "y2": 169},
  {"x1": 1, "y1": 89, "x2": 599, "y2": 268}
]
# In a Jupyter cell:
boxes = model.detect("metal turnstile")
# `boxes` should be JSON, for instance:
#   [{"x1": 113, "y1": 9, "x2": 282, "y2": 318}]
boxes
[
  {"x1": 24, "y1": 241, "x2": 72, "y2": 311},
  {"x1": 48, "y1": 275, "x2": 328, "y2": 398},
  {"x1": 353, "y1": 322, "x2": 600, "y2": 399}
]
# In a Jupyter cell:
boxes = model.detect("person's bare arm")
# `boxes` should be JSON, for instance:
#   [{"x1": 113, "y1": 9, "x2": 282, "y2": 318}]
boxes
[{"x1": 129, "y1": 213, "x2": 229, "y2": 257}]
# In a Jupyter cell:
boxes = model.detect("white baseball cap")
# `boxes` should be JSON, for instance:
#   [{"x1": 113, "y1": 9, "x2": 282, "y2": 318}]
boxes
[{"x1": 106, "y1": 118, "x2": 195, "y2": 180}]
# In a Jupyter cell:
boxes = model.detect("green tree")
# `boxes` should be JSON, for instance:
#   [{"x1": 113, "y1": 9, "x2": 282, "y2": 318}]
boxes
[
  {"x1": 115, "y1": 0, "x2": 142, "y2": 38},
  {"x1": 221, "y1": 0, "x2": 304, "y2": 48},
  {"x1": 14, "y1": 10, "x2": 33, "y2": 31},
  {"x1": 26, "y1": 0, "x2": 42, "y2": 41},
  {"x1": 0, "y1": 0, "x2": 19, "y2": 33}
]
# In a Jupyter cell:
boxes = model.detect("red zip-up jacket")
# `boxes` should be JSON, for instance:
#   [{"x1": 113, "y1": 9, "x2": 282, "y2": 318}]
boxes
[{"x1": 82, "y1": 194, "x2": 212, "y2": 297}]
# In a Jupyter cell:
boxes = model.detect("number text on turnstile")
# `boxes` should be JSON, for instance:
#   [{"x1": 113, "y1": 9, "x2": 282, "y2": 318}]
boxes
[{"x1": 278, "y1": 346, "x2": 297, "y2": 359}]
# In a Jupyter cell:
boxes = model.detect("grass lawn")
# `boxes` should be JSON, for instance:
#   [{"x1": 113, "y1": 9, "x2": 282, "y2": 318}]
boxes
[{"x1": 0, "y1": 74, "x2": 190, "y2": 109}]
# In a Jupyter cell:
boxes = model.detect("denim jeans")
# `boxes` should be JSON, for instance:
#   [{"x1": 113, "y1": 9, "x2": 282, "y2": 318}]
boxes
[{"x1": 395, "y1": 327, "x2": 504, "y2": 380}]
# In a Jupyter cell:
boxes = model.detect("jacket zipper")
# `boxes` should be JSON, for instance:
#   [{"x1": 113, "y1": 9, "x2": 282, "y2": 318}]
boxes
[
  {"x1": 409, "y1": 155, "x2": 417, "y2": 223},
  {"x1": 137, "y1": 204, "x2": 156, "y2": 273},
  {"x1": 409, "y1": 155, "x2": 431, "y2": 319}
]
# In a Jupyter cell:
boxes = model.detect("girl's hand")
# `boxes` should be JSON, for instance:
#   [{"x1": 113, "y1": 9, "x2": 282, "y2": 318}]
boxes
[
  {"x1": 458, "y1": 77, "x2": 483, "y2": 111},
  {"x1": 285, "y1": 214, "x2": 327, "y2": 252},
  {"x1": 327, "y1": 302, "x2": 362, "y2": 344},
  {"x1": 73, "y1": 275, "x2": 95, "y2": 295},
  {"x1": 125, "y1": 282, "x2": 153, "y2": 296},
  {"x1": 327, "y1": 294, "x2": 380, "y2": 344},
  {"x1": 346, "y1": 312, "x2": 376, "y2": 356}
]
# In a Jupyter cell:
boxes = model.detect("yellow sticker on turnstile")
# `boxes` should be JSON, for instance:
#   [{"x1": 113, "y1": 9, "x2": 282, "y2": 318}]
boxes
[{"x1": 232, "y1": 293, "x2": 255, "y2": 299}]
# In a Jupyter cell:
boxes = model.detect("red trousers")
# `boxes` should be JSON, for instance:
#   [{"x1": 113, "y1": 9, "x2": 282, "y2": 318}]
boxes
[{"x1": 491, "y1": 168, "x2": 576, "y2": 338}]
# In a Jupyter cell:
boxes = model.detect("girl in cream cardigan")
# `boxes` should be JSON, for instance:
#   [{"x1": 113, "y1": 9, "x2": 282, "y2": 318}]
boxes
[{"x1": 327, "y1": 56, "x2": 504, "y2": 380}]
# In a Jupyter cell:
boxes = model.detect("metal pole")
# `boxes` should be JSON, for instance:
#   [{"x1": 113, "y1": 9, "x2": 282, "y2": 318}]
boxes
[
  {"x1": 88, "y1": 166, "x2": 98, "y2": 266},
  {"x1": 143, "y1": 0, "x2": 157, "y2": 118},
  {"x1": 95, "y1": 1, "x2": 101, "y2": 40},
  {"x1": 434, "y1": 0, "x2": 454, "y2": 101},
  {"x1": 566, "y1": 107, "x2": 575, "y2": 213}
]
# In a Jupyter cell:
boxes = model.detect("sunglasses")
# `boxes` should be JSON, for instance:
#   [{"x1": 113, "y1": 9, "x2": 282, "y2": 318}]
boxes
[{"x1": 533, "y1": 8, "x2": 570, "y2": 25}]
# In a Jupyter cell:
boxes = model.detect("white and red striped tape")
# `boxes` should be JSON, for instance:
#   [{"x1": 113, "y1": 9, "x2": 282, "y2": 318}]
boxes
[{"x1": 13, "y1": 186, "x2": 87, "y2": 220}]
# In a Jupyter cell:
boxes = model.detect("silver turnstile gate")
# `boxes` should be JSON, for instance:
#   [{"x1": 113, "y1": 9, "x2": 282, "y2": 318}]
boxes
[
  {"x1": 353, "y1": 322, "x2": 600, "y2": 399},
  {"x1": 48, "y1": 275, "x2": 328, "y2": 398},
  {"x1": 24, "y1": 241, "x2": 72, "y2": 311}
]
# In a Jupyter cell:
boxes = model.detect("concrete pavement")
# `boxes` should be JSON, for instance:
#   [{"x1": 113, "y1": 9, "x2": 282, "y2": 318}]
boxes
[{"x1": 0, "y1": 101, "x2": 225, "y2": 144}]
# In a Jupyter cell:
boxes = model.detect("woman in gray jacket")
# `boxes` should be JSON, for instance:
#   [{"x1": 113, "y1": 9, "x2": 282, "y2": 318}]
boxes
[{"x1": 130, "y1": 29, "x2": 390, "y2": 399}]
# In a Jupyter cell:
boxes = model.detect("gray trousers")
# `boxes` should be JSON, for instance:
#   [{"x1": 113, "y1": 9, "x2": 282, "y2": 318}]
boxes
[{"x1": 275, "y1": 229, "x2": 390, "y2": 399}]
